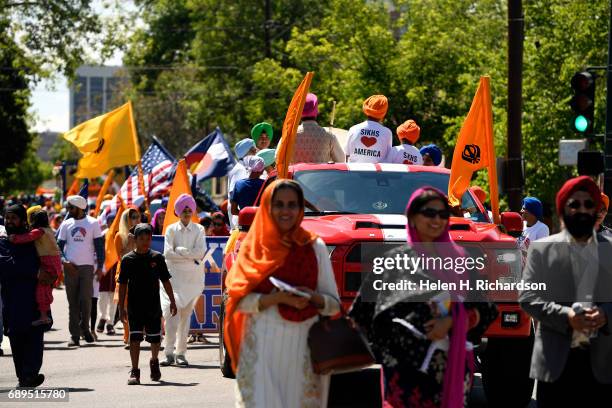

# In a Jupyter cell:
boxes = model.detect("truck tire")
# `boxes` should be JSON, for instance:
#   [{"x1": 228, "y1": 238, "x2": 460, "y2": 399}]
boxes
[
  {"x1": 481, "y1": 332, "x2": 534, "y2": 408},
  {"x1": 218, "y1": 300, "x2": 235, "y2": 378}
]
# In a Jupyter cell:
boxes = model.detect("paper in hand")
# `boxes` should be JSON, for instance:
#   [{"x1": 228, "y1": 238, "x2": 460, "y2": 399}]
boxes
[{"x1": 269, "y1": 276, "x2": 312, "y2": 299}]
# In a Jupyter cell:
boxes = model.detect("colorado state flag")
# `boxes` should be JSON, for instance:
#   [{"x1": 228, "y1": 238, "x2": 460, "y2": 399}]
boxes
[{"x1": 184, "y1": 127, "x2": 236, "y2": 182}]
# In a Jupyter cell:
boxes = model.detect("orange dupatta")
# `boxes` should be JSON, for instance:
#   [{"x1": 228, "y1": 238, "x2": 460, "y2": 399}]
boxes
[{"x1": 223, "y1": 180, "x2": 317, "y2": 372}]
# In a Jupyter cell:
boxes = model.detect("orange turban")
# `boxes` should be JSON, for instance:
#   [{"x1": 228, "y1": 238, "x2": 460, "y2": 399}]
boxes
[
  {"x1": 601, "y1": 193, "x2": 609, "y2": 210},
  {"x1": 397, "y1": 120, "x2": 420, "y2": 144},
  {"x1": 362, "y1": 95, "x2": 388, "y2": 120}
]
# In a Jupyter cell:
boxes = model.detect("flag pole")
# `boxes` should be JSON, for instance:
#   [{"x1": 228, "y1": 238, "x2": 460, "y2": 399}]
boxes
[{"x1": 128, "y1": 100, "x2": 150, "y2": 221}]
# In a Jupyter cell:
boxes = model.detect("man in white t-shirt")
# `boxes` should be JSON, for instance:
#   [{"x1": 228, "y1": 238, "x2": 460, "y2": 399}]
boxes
[
  {"x1": 517, "y1": 196, "x2": 549, "y2": 263},
  {"x1": 385, "y1": 119, "x2": 423, "y2": 165},
  {"x1": 227, "y1": 138, "x2": 256, "y2": 229},
  {"x1": 57, "y1": 195, "x2": 105, "y2": 347},
  {"x1": 345, "y1": 95, "x2": 392, "y2": 163}
]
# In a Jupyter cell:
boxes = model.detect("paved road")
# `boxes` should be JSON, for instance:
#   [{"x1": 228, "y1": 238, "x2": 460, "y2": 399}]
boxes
[
  {"x1": 0, "y1": 288, "x2": 234, "y2": 408},
  {"x1": 0, "y1": 288, "x2": 535, "y2": 407}
]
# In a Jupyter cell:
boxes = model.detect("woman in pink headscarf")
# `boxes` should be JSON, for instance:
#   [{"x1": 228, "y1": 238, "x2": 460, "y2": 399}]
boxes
[
  {"x1": 161, "y1": 193, "x2": 206, "y2": 367},
  {"x1": 350, "y1": 187, "x2": 498, "y2": 407}
]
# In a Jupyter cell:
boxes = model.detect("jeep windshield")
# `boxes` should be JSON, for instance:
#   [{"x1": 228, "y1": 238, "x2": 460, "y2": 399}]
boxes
[{"x1": 294, "y1": 170, "x2": 489, "y2": 222}]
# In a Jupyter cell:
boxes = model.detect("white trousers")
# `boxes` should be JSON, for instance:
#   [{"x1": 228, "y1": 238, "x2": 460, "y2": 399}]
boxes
[
  {"x1": 163, "y1": 297, "x2": 198, "y2": 357},
  {"x1": 98, "y1": 292, "x2": 117, "y2": 323}
]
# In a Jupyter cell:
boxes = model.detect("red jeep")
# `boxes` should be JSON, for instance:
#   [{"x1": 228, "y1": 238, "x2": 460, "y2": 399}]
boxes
[{"x1": 219, "y1": 163, "x2": 534, "y2": 406}]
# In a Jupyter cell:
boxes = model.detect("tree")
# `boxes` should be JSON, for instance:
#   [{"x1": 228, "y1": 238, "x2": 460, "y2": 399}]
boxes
[{"x1": 122, "y1": 0, "x2": 611, "y2": 209}]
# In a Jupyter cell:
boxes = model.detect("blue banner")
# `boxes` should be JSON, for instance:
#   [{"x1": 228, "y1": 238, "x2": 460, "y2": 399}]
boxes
[{"x1": 151, "y1": 235, "x2": 228, "y2": 334}]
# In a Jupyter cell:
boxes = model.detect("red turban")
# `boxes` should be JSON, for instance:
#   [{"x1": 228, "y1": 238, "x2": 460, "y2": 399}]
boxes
[
  {"x1": 555, "y1": 176, "x2": 601, "y2": 215},
  {"x1": 362, "y1": 95, "x2": 388, "y2": 120},
  {"x1": 396, "y1": 120, "x2": 420, "y2": 144}
]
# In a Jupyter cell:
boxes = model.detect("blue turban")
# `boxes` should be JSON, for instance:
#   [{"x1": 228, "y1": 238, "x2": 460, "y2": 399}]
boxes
[
  {"x1": 419, "y1": 144, "x2": 442, "y2": 166},
  {"x1": 522, "y1": 196, "x2": 543, "y2": 219},
  {"x1": 234, "y1": 138, "x2": 256, "y2": 159}
]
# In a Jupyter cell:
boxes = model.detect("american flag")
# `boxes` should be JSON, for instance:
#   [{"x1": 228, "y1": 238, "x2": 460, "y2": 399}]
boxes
[{"x1": 119, "y1": 140, "x2": 176, "y2": 206}]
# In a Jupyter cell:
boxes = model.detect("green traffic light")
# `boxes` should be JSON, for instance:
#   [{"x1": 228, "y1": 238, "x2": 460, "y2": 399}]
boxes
[{"x1": 574, "y1": 115, "x2": 589, "y2": 132}]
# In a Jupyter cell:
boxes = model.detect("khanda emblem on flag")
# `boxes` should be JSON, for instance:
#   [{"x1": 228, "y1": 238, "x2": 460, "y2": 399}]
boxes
[
  {"x1": 461, "y1": 144, "x2": 481, "y2": 164},
  {"x1": 94, "y1": 138, "x2": 105, "y2": 154}
]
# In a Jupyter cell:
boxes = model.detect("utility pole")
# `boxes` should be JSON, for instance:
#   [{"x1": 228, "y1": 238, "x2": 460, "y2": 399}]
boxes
[
  {"x1": 507, "y1": 0, "x2": 524, "y2": 211},
  {"x1": 605, "y1": 0, "x2": 612, "y2": 208},
  {"x1": 264, "y1": 0, "x2": 272, "y2": 58}
]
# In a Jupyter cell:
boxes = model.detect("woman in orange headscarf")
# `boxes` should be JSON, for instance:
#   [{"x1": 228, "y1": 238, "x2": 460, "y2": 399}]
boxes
[{"x1": 225, "y1": 179, "x2": 340, "y2": 407}]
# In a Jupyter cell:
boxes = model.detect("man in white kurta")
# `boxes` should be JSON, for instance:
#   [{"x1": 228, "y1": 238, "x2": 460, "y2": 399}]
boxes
[{"x1": 161, "y1": 194, "x2": 206, "y2": 366}]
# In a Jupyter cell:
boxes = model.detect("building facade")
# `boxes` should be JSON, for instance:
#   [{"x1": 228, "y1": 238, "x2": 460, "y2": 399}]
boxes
[{"x1": 69, "y1": 65, "x2": 125, "y2": 127}]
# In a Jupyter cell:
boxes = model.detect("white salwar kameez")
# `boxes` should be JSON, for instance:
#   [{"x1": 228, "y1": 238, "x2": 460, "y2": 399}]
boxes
[
  {"x1": 235, "y1": 238, "x2": 340, "y2": 408},
  {"x1": 162, "y1": 221, "x2": 206, "y2": 357}
]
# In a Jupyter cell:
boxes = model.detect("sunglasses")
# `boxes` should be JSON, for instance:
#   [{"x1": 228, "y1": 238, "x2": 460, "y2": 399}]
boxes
[
  {"x1": 567, "y1": 199, "x2": 595, "y2": 210},
  {"x1": 213, "y1": 222, "x2": 224, "y2": 227},
  {"x1": 130, "y1": 214, "x2": 140, "y2": 220},
  {"x1": 417, "y1": 208, "x2": 451, "y2": 219}
]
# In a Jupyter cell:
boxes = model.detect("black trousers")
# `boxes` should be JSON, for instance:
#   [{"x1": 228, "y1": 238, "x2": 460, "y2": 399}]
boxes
[
  {"x1": 8, "y1": 327, "x2": 44, "y2": 384},
  {"x1": 537, "y1": 347, "x2": 612, "y2": 407}
]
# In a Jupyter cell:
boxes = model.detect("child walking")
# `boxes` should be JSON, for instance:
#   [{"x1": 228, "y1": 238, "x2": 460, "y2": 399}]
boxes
[
  {"x1": 9, "y1": 210, "x2": 62, "y2": 326},
  {"x1": 118, "y1": 223, "x2": 177, "y2": 385}
]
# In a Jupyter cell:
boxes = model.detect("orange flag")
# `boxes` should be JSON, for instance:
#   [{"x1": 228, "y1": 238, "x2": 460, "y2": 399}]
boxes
[
  {"x1": 66, "y1": 178, "x2": 79, "y2": 197},
  {"x1": 275, "y1": 72, "x2": 314, "y2": 179},
  {"x1": 104, "y1": 197, "x2": 125, "y2": 271},
  {"x1": 448, "y1": 76, "x2": 500, "y2": 224},
  {"x1": 162, "y1": 159, "x2": 199, "y2": 234},
  {"x1": 94, "y1": 169, "x2": 116, "y2": 216}
]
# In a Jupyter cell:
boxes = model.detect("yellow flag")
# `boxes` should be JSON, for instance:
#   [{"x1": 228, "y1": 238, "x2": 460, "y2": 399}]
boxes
[
  {"x1": 275, "y1": 72, "x2": 314, "y2": 179},
  {"x1": 162, "y1": 159, "x2": 200, "y2": 234},
  {"x1": 64, "y1": 101, "x2": 141, "y2": 179},
  {"x1": 448, "y1": 76, "x2": 500, "y2": 223}
]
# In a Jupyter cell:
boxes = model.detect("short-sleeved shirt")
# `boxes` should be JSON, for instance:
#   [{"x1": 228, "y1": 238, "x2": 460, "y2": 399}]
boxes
[
  {"x1": 231, "y1": 178, "x2": 265, "y2": 210},
  {"x1": 118, "y1": 249, "x2": 171, "y2": 318},
  {"x1": 57, "y1": 216, "x2": 102, "y2": 266},
  {"x1": 385, "y1": 144, "x2": 423, "y2": 165},
  {"x1": 345, "y1": 120, "x2": 393, "y2": 163}
]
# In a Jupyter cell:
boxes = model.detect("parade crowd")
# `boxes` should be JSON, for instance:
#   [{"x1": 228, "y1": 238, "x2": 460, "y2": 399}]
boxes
[{"x1": 1, "y1": 93, "x2": 612, "y2": 407}]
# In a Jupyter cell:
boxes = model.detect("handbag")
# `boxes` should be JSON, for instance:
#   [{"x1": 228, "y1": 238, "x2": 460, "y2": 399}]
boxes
[{"x1": 307, "y1": 308, "x2": 375, "y2": 375}]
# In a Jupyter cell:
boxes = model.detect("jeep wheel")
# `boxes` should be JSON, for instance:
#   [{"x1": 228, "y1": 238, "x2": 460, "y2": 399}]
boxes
[
  {"x1": 481, "y1": 333, "x2": 534, "y2": 408},
  {"x1": 218, "y1": 300, "x2": 235, "y2": 378}
]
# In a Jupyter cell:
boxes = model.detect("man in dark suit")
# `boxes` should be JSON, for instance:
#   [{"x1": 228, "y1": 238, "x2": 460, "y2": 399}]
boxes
[
  {"x1": 0, "y1": 204, "x2": 45, "y2": 387},
  {"x1": 520, "y1": 176, "x2": 612, "y2": 407}
]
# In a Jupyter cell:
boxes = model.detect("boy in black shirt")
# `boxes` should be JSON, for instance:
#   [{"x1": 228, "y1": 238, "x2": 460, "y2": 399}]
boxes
[{"x1": 118, "y1": 223, "x2": 177, "y2": 385}]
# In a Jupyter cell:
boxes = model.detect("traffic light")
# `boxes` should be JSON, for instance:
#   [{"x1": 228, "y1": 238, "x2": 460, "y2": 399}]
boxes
[{"x1": 570, "y1": 71, "x2": 595, "y2": 133}]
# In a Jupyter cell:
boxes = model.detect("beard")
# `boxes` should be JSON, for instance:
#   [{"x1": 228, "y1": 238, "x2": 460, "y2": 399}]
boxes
[{"x1": 563, "y1": 213, "x2": 596, "y2": 239}]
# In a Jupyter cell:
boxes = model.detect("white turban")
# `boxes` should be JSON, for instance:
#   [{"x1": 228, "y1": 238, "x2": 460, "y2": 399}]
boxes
[
  {"x1": 66, "y1": 195, "x2": 87, "y2": 210},
  {"x1": 243, "y1": 155, "x2": 265, "y2": 173}
]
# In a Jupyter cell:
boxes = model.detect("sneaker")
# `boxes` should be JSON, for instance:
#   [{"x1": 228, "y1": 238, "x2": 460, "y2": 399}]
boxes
[
  {"x1": 83, "y1": 331, "x2": 95, "y2": 343},
  {"x1": 96, "y1": 319, "x2": 106, "y2": 333},
  {"x1": 150, "y1": 358, "x2": 161, "y2": 381},
  {"x1": 19, "y1": 374, "x2": 45, "y2": 388},
  {"x1": 175, "y1": 354, "x2": 188, "y2": 366},
  {"x1": 68, "y1": 338, "x2": 80, "y2": 347},
  {"x1": 159, "y1": 355, "x2": 174, "y2": 366},
  {"x1": 187, "y1": 334, "x2": 197, "y2": 344},
  {"x1": 127, "y1": 368, "x2": 140, "y2": 385},
  {"x1": 124, "y1": 344, "x2": 130, "y2": 350},
  {"x1": 106, "y1": 324, "x2": 116, "y2": 335}
]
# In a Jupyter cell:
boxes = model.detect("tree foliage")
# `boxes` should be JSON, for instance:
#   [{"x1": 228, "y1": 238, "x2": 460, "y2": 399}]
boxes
[{"x1": 120, "y1": 0, "x2": 610, "y2": 207}]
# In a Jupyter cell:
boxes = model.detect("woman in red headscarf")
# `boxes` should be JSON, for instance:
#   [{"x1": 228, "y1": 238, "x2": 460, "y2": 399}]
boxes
[
  {"x1": 225, "y1": 179, "x2": 340, "y2": 407},
  {"x1": 351, "y1": 187, "x2": 498, "y2": 407}
]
